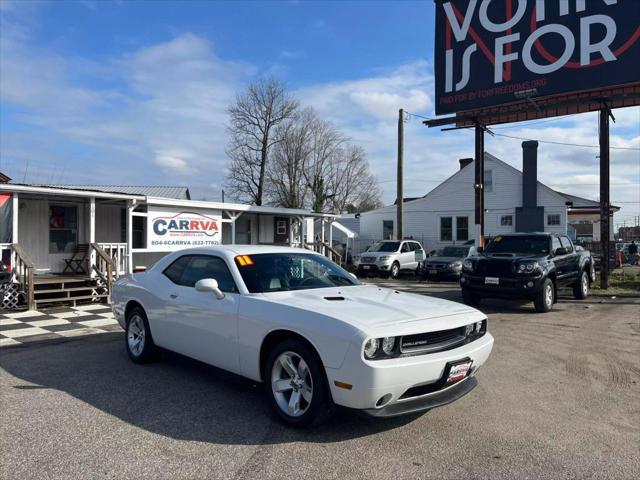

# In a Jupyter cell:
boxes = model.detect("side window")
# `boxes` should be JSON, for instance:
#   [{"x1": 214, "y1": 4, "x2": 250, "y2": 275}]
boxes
[
  {"x1": 551, "y1": 237, "x2": 562, "y2": 254},
  {"x1": 163, "y1": 255, "x2": 191, "y2": 285},
  {"x1": 412, "y1": 242, "x2": 422, "y2": 252},
  {"x1": 181, "y1": 256, "x2": 238, "y2": 292},
  {"x1": 401, "y1": 242, "x2": 410, "y2": 253},
  {"x1": 560, "y1": 236, "x2": 574, "y2": 253}
]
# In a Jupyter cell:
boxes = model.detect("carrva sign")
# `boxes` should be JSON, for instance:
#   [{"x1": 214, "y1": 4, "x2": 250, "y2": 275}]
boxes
[
  {"x1": 147, "y1": 207, "x2": 221, "y2": 251},
  {"x1": 434, "y1": 0, "x2": 640, "y2": 114}
]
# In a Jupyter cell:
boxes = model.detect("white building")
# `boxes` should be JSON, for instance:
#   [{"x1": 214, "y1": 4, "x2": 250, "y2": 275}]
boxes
[
  {"x1": 359, "y1": 142, "x2": 617, "y2": 252},
  {"x1": 0, "y1": 180, "x2": 337, "y2": 309}
]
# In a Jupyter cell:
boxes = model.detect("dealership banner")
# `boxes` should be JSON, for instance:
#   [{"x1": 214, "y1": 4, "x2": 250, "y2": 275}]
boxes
[
  {"x1": 434, "y1": 0, "x2": 640, "y2": 114},
  {"x1": 147, "y1": 206, "x2": 222, "y2": 251},
  {"x1": 0, "y1": 194, "x2": 12, "y2": 243}
]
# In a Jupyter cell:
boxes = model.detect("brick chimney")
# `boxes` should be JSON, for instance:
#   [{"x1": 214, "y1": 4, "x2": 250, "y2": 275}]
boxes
[{"x1": 515, "y1": 141, "x2": 544, "y2": 232}]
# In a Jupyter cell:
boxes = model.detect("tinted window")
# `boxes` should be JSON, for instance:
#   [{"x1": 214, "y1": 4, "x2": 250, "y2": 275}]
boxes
[
  {"x1": 552, "y1": 237, "x2": 562, "y2": 253},
  {"x1": 163, "y1": 255, "x2": 191, "y2": 284},
  {"x1": 560, "y1": 236, "x2": 574, "y2": 253},
  {"x1": 164, "y1": 255, "x2": 237, "y2": 292},
  {"x1": 439, "y1": 247, "x2": 469, "y2": 257},
  {"x1": 237, "y1": 253, "x2": 358, "y2": 293},
  {"x1": 369, "y1": 241, "x2": 400, "y2": 252},
  {"x1": 484, "y1": 235, "x2": 550, "y2": 255},
  {"x1": 401, "y1": 243, "x2": 410, "y2": 253},
  {"x1": 412, "y1": 242, "x2": 422, "y2": 251}
]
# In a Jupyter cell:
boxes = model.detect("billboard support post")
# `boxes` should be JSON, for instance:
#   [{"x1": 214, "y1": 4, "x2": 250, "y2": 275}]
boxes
[
  {"x1": 599, "y1": 107, "x2": 611, "y2": 289},
  {"x1": 397, "y1": 108, "x2": 404, "y2": 241},
  {"x1": 474, "y1": 124, "x2": 485, "y2": 248}
]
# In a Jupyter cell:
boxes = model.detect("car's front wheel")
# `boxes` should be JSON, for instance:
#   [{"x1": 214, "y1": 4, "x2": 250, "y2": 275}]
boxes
[
  {"x1": 534, "y1": 278, "x2": 554, "y2": 313},
  {"x1": 125, "y1": 307, "x2": 156, "y2": 363},
  {"x1": 265, "y1": 339, "x2": 332, "y2": 427},
  {"x1": 573, "y1": 270, "x2": 589, "y2": 299},
  {"x1": 390, "y1": 262, "x2": 400, "y2": 279}
]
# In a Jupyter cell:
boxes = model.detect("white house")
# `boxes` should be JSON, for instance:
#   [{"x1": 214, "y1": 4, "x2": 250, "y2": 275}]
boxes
[
  {"x1": 0, "y1": 179, "x2": 337, "y2": 309},
  {"x1": 359, "y1": 142, "x2": 617, "y2": 252}
]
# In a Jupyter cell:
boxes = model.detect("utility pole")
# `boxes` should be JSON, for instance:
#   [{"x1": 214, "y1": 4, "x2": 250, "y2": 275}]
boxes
[
  {"x1": 221, "y1": 189, "x2": 225, "y2": 203},
  {"x1": 599, "y1": 106, "x2": 611, "y2": 289},
  {"x1": 397, "y1": 108, "x2": 404, "y2": 241},
  {"x1": 474, "y1": 124, "x2": 485, "y2": 248}
]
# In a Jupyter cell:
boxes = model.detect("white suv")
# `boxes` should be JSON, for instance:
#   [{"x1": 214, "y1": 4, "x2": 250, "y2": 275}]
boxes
[{"x1": 355, "y1": 240, "x2": 425, "y2": 278}]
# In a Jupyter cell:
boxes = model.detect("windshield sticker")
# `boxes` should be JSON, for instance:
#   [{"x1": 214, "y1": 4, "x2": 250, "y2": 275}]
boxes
[
  {"x1": 235, "y1": 255, "x2": 254, "y2": 266},
  {"x1": 494, "y1": 236, "x2": 502, "y2": 242}
]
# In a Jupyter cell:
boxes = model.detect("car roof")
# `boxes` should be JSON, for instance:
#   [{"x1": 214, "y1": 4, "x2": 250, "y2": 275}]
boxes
[{"x1": 165, "y1": 245, "x2": 319, "y2": 256}]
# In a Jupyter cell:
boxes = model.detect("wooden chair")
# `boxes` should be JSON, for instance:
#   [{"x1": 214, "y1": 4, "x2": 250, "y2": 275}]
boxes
[{"x1": 62, "y1": 244, "x2": 90, "y2": 274}]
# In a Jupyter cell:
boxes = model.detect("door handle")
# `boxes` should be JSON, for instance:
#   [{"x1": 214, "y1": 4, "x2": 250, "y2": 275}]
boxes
[{"x1": 169, "y1": 293, "x2": 178, "y2": 299}]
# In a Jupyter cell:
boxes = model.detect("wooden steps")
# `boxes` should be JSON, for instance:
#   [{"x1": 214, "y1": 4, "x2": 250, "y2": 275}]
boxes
[{"x1": 33, "y1": 275, "x2": 108, "y2": 308}]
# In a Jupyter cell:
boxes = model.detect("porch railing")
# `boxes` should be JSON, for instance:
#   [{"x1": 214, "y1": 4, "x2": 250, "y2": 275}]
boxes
[
  {"x1": 96, "y1": 243, "x2": 127, "y2": 276},
  {"x1": 305, "y1": 241, "x2": 343, "y2": 266},
  {"x1": 91, "y1": 243, "x2": 115, "y2": 303},
  {"x1": 10, "y1": 244, "x2": 35, "y2": 310}
]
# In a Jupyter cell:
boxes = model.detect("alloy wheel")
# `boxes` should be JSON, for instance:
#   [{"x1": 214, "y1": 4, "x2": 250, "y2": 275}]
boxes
[
  {"x1": 271, "y1": 351, "x2": 313, "y2": 417},
  {"x1": 127, "y1": 314, "x2": 145, "y2": 357},
  {"x1": 545, "y1": 283, "x2": 553, "y2": 307}
]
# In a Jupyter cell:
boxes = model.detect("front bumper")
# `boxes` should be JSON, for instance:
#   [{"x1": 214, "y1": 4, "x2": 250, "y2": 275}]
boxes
[
  {"x1": 325, "y1": 332, "x2": 493, "y2": 414},
  {"x1": 357, "y1": 263, "x2": 391, "y2": 275},
  {"x1": 460, "y1": 273, "x2": 545, "y2": 298}
]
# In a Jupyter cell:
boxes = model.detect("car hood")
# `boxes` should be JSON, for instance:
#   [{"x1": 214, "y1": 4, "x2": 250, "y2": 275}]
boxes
[
  {"x1": 476, "y1": 253, "x2": 543, "y2": 262},
  {"x1": 425, "y1": 256, "x2": 462, "y2": 263},
  {"x1": 359, "y1": 251, "x2": 397, "y2": 258},
  {"x1": 258, "y1": 284, "x2": 485, "y2": 335}
]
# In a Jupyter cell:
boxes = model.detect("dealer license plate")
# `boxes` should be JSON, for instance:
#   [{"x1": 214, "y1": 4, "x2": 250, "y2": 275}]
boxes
[
  {"x1": 362, "y1": 265, "x2": 370, "y2": 270},
  {"x1": 429, "y1": 269, "x2": 438, "y2": 275},
  {"x1": 447, "y1": 361, "x2": 473, "y2": 384},
  {"x1": 485, "y1": 277, "x2": 499, "y2": 285}
]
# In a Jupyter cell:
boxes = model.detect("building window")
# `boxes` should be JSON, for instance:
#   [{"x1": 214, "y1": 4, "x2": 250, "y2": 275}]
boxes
[
  {"x1": 500, "y1": 215, "x2": 513, "y2": 227},
  {"x1": 456, "y1": 216, "x2": 469, "y2": 241},
  {"x1": 382, "y1": 220, "x2": 394, "y2": 240},
  {"x1": 484, "y1": 169, "x2": 493, "y2": 193},
  {"x1": 440, "y1": 217, "x2": 452, "y2": 241},
  {"x1": 547, "y1": 214, "x2": 561, "y2": 226},
  {"x1": 49, "y1": 205, "x2": 78, "y2": 253}
]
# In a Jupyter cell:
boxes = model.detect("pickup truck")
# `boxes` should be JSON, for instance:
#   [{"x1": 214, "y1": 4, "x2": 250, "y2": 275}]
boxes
[{"x1": 459, "y1": 233, "x2": 595, "y2": 313}]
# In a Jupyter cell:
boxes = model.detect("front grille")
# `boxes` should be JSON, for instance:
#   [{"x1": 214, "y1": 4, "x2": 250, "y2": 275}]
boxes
[
  {"x1": 360, "y1": 256, "x2": 377, "y2": 263},
  {"x1": 426, "y1": 262, "x2": 448, "y2": 270},
  {"x1": 399, "y1": 320, "x2": 487, "y2": 355},
  {"x1": 476, "y1": 259, "x2": 514, "y2": 276}
]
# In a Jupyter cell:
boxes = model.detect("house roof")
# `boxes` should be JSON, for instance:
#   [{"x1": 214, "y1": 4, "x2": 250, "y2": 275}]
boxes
[{"x1": 24, "y1": 184, "x2": 191, "y2": 200}]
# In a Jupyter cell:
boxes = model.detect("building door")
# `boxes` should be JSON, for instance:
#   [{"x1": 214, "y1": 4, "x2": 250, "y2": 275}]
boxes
[{"x1": 274, "y1": 217, "x2": 289, "y2": 244}]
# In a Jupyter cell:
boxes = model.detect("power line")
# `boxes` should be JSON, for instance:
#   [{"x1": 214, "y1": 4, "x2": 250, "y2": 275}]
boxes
[{"x1": 491, "y1": 132, "x2": 640, "y2": 151}]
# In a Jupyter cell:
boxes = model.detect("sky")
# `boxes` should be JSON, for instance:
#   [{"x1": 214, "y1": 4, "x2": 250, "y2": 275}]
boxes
[{"x1": 0, "y1": 0, "x2": 638, "y2": 228}]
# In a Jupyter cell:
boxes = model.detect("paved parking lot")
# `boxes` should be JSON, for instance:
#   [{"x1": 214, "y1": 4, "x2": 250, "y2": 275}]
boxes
[{"x1": 1, "y1": 282, "x2": 639, "y2": 479}]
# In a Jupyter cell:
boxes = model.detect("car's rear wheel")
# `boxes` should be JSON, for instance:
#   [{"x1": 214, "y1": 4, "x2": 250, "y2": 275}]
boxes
[
  {"x1": 573, "y1": 270, "x2": 589, "y2": 300},
  {"x1": 534, "y1": 278, "x2": 554, "y2": 313},
  {"x1": 125, "y1": 307, "x2": 156, "y2": 363},
  {"x1": 461, "y1": 287, "x2": 481, "y2": 307},
  {"x1": 265, "y1": 339, "x2": 332, "y2": 427}
]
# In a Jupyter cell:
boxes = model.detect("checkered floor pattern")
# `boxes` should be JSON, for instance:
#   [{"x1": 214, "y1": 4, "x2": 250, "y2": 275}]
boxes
[{"x1": 0, "y1": 304, "x2": 121, "y2": 347}]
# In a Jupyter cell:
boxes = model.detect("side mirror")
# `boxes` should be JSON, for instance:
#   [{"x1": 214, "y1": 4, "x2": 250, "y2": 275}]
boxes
[
  {"x1": 554, "y1": 247, "x2": 566, "y2": 256},
  {"x1": 195, "y1": 278, "x2": 225, "y2": 300},
  {"x1": 349, "y1": 272, "x2": 358, "y2": 280}
]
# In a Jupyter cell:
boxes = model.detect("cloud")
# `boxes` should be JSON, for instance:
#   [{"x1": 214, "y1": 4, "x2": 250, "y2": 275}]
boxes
[{"x1": 154, "y1": 154, "x2": 192, "y2": 175}]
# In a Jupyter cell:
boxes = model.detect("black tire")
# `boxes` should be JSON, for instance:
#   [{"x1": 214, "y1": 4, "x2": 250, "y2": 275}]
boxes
[
  {"x1": 573, "y1": 270, "x2": 589, "y2": 300},
  {"x1": 461, "y1": 287, "x2": 481, "y2": 307},
  {"x1": 534, "y1": 278, "x2": 554, "y2": 313},
  {"x1": 125, "y1": 306, "x2": 156, "y2": 363},
  {"x1": 390, "y1": 262, "x2": 400, "y2": 279},
  {"x1": 265, "y1": 339, "x2": 332, "y2": 427}
]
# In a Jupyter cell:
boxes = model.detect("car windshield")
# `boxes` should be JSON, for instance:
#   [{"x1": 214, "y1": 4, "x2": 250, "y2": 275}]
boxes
[
  {"x1": 484, "y1": 235, "x2": 550, "y2": 255},
  {"x1": 437, "y1": 247, "x2": 469, "y2": 257},
  {"x1": 367, "y1": 241, "x2": 400, "y2": 252},
  {"x1": 237, "y1": 253, "x2": 359, "y2": 293}
]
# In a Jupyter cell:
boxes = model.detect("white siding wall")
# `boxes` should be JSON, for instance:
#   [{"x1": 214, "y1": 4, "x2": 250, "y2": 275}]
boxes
[
  {"x1": 96, "y1": 204, "x2": 123, "y2": 243},
  {"x1": 359, "y1": 155, "x2": 570, "y2": 250}
]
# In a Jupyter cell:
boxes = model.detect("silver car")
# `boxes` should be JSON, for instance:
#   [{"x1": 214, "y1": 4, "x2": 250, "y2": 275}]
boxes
[{"x1": 355, "y1": 240, "x2": 425, "y2": 278}]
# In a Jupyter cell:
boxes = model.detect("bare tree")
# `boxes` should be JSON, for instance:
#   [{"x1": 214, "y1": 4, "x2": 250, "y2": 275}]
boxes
[
  {"x1": 266, "y1": 108, "x2": 315, "y2": 209},
  {"x1": 303, "y1": 115, "x2": 345, "y2": 213},
  {"x1": 225, "y1": 78, "x2": 298, "y2": 205},
  {"x1": 329, "y1": 145, "x2": 383, "y2": 213}
]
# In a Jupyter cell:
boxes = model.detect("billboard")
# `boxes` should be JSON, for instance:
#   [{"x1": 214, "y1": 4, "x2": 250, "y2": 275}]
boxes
[
  {"x1": 434, "y1": 0, "x2": 640, "y2": 115},
  {"x1": 147, "y1": 206, "x2": 222, "y2": 251}
]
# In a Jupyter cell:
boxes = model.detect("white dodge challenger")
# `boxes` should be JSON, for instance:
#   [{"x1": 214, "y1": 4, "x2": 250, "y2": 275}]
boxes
[{"x1": 112, "y1": 246, "x2": 494, "y2": 426}]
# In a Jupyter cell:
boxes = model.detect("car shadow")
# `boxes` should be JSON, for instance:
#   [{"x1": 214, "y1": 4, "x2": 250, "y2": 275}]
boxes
[{"x1": 0, "y1": 334, "x2": 421, "y2": 446}]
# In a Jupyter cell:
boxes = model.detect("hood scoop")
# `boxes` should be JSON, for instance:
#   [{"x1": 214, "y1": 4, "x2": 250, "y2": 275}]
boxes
[{"x1": 324, "y1": 296, "x2": 345, "y2": 301}]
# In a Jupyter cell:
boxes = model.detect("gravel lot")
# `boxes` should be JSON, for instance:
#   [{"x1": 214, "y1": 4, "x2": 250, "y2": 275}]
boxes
[{"x1": 1, "y1": 282, "x2": 639, "y2": 480}]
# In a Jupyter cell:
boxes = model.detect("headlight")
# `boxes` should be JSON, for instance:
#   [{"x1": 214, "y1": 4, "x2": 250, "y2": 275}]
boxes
[
  {"x1": 381, "y1": 336, "x2": 396, "y2": 355},
  {"x1": 363, "y1": 338, "x2": 379, "y2": 359},
  {"x1": 517, "y1": 261, "x2": 540, "y2": 273},
  {"x1": 463, "y1": 259, "x2": 474, "y2": 271},
  {"x1": 378, "y1": 256, "x2": 392, "y2": 262},
  {"x1": 450, "y1": 261, "x2": 462, "y2": 270}
]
